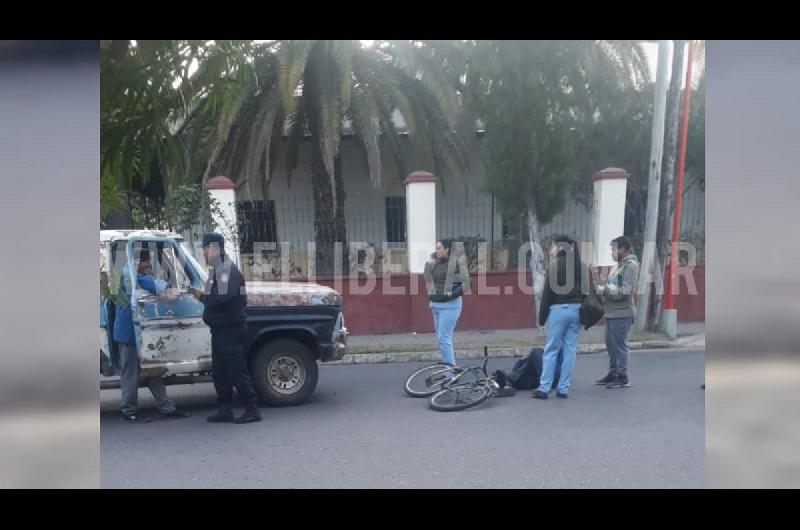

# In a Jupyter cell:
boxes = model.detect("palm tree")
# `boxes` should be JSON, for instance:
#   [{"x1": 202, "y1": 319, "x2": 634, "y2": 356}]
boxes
[
  {"x1": 180, "y1": 40, "x2": 470, "y2": 275},
  {"x1": 461, "y1": 40, "x2": 650, "y2": 314}
]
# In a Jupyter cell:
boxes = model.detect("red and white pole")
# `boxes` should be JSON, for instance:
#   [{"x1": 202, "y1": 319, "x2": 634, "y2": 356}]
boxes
[{"x1": 665, "y1": 40, "x2": 696, "y2": 311}]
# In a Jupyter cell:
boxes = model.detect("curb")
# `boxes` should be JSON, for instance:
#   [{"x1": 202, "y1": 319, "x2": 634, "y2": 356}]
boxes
[{"x1": 326, "y1": 338, "x2": 698, "y2": 366}]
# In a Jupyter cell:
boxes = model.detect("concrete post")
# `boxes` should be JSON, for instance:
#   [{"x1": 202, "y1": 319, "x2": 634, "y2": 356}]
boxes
[
  {"x1": 405, "y1": 171, "x2": 437, "y2": 274},
  {"x1": 205, "y1": 176, "x2": 240, "y2": 267},
  {"x1": 592, "y1": 167, "x2": 630, "y2": 267},
  {"x1": 635, "y1": 40, "x2": 671, "y2": 333}
]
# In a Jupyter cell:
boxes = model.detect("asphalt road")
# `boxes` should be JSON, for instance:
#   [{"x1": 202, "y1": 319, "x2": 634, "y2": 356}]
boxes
[{"x1": 101, "y1": 348, "x2": 704, "y2": 488}]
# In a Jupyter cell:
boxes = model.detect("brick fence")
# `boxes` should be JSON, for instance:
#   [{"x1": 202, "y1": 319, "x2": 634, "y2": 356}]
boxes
[{"x1": 301, "y1": 264, "x2": 705, "y2": 335}]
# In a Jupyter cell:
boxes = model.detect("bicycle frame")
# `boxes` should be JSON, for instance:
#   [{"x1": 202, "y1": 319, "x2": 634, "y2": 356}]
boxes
[{"x1": 438, "y1": 347, "x2": 499, "y2": 393}]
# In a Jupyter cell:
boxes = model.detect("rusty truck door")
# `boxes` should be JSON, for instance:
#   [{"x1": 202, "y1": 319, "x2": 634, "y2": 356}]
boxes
[{"x1": 126, "y1": 236, "x2": 211, "y2": 366}]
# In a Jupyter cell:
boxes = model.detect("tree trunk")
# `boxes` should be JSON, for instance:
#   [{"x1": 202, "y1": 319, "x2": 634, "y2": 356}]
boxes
[
  {"x1": 526, "y1": 200, "x2": 546, "y2": 335},
  {"x1": 502, "y1": 212, "x2": 523, "y2": 270},
  {"x1": 311, "y1": 147, "x2": 348, "y2": 277},
  {"x1": 652, "y1": 40, "x2": 686, "y2": 331}
]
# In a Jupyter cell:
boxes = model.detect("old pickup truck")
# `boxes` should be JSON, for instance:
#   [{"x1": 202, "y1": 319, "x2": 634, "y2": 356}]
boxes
[{"x1": 100, "y1": 230, "x2": 347, "y2": 406}]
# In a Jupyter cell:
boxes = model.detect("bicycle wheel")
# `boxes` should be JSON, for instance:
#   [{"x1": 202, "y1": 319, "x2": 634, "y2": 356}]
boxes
[
  {"x1": 404, "y1": 364, "x2": 458, "y2": 397},
  {"x1": 429, "y1": 383, "x2": 492, "y2": 412}
]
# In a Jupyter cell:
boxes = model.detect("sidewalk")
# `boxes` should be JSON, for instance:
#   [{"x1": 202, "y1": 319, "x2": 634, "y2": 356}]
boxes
[{"x1": 333, "y1": 322, "x2": 705, "y2": 365}]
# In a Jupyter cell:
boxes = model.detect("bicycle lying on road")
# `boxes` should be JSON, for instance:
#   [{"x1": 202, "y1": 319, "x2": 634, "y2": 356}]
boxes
[{"x1": 404, "y1": 347, "x2": 514, "y2": 411}]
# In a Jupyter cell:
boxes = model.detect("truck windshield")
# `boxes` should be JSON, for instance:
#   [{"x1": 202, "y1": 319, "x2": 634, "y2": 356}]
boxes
[
  {"x1": 157, "y1": 244, "x2": 190, "y2": 290},
  {"x1": 117, "y1": 239, "x2": 204, "y2": 292}
]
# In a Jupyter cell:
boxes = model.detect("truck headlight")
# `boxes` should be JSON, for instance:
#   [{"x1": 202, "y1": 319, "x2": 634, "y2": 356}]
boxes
[{"x1": 332, "y1": 312, "x2": 347, "y2": 343}]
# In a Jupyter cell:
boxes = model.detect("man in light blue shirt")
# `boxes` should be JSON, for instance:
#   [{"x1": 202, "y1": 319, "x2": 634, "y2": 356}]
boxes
[{"x1": 113, "y1": 249, "x2": 189, "y2": 423}]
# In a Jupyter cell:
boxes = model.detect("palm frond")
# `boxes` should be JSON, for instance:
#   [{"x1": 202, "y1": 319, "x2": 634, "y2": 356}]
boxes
[
  {"x1": 332, "y1": 40, "x2": 355, "y2": 112},
  {"x1": 384, "y1": 41, "x2": 462, "y2": 127},
  {"x1": 277, "y1": 40, "x2": 313, "y2": 115},
  {"x1": 285, "y1": 95, "x2": 307, "y2": 188},
  {"x1": 311, "y1": 41, "x2": 345, "y2": 203},
  {"x1": 349, "y1": 86, "x2": 382, "y2": 186},
  {"x1": 244, "y1": 89, "x2": 282, "y2": 192}
]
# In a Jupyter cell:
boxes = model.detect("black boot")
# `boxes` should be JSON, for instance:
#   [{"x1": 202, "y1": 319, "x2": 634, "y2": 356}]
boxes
[
  {"x1": 595, "y1": 373, "x2": 616, "y2": 385},
  {"x1": 207, "y1": 407, "x2": 235, "y2": 423},
  {"x1": 235, "y1": 406, "x2": 262, "y2": 424},
  {"x1": 606, "y1": 375, "x2": 631, "y2": 389}
]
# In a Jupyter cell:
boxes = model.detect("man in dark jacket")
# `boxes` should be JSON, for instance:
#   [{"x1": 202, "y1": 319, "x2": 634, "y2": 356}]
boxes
[{"x1": 193, "y1": 233, "x2": 261, "y2": 424}]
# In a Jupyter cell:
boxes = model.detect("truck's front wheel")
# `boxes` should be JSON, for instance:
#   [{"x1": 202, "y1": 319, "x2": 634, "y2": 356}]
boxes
[{"x1": 250, "y1": 339, "x2": 318, "y2": 406}]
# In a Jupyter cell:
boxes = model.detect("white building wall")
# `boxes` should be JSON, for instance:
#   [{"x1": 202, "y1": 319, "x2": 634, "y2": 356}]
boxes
[{"x1": 233, "y1": 135, "x2": 705, "y2": 273}]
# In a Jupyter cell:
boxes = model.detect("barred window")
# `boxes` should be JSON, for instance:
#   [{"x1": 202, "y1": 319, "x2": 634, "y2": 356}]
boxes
[
  {"x1": 237, "y1": 200, "x2": 277, "y2": 254},
  {"x1": 385, "y1": 196, "x2": 406, "y2": 243}
]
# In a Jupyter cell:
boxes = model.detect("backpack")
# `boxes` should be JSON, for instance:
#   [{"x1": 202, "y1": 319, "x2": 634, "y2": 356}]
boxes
[{"x1": 505, "y1": 347, "x2": 562, "y2": 390}]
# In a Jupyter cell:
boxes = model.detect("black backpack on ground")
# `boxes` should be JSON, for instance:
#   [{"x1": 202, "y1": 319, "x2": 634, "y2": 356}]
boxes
[{"x1": 504, "y1": 347, "x2": 562, "y2": 390}]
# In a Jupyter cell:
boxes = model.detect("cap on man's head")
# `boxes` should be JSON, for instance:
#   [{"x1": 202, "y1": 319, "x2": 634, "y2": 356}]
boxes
[
  {"x1": 137, "y1": 249, "x2": 151, "y2": 262},
  {"x1": 202, "y1": 233, "x2": 225, "y2": 251}
]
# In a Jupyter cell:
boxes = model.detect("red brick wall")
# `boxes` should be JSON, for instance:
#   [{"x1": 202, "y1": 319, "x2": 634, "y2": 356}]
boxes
[
  {"x1": 305, "y1": 264, "x2": 704, "y2": 335},
  {"x1": 673, "y1": 263, "x2": 705, "y2": 321}
]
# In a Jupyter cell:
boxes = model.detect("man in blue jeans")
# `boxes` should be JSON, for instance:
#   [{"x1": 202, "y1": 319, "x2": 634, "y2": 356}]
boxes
[{"x1": 595, "y1": 236, "x2": 640, "y2": 389}]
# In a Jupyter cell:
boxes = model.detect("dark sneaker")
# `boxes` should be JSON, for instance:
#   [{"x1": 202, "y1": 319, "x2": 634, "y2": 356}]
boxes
[
  {"x1": 595, "y1": 373, "x2": 616, "y2": 385},
  {"x1": 162, "y1": 409, "x2": 190, "y2": 419},
  {"x1": 122, "y1": 413, "x2": 151, "y2": 424},
  {"x1": 234, "y1": 408, "x2": 263, "y2": 424},
  {"x1": 556, "y1": 392, "x2": 568, "y2": 399},
  {"x1": 496, "y1": 386, "x2": 517, "y2": 397},
  {"x1": 532, "y1": 390, "x2": 549, "y2": 400},
  {"x1": 207, "y1": 408, "x2": 235, "y2": 423},
  {"x1": 607, "y1": 376, "x2": 630, "y2": 389}
]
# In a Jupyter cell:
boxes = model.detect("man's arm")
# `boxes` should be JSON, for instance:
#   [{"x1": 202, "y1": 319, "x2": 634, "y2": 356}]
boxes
[
  {"x1": 605, "y1": 262, "x2": 639, "y2": 301},
  {"x1": 423, "y1": 259, "x2": 436, "y2": 294},
  {"x1": 137, "y1": 274, "x2": 167, "y2": 296}
]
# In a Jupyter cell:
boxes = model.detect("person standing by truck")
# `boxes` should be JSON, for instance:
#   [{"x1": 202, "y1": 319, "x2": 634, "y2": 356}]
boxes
[
  {"x1": 193, "y1": 233, "x2": 262, "y2": 424},
  {"x1": 113, "y1": 248, "x2": 190, "y2": 423}
]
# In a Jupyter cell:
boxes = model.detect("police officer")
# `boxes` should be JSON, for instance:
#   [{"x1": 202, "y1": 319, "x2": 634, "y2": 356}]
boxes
[{"x1": 193, "y1": 233, "x2": 262, "y2": 424}]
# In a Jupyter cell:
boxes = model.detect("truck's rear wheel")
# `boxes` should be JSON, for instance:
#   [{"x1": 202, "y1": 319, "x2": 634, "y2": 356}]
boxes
[{"x1": 250, "y1": 339, "x2": 318, "y2": 406}]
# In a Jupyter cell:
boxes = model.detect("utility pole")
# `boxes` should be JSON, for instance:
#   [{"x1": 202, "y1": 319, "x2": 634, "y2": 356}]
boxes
[
  {"x1": 634, "y1": 40, "x2": 671, "y2": 333},
  {"x1": 662, "y1": 40, "x2": 697, "y2": 339},
  {"x1": 652, "y1": 39, "x2": 686, "y2": 332}
]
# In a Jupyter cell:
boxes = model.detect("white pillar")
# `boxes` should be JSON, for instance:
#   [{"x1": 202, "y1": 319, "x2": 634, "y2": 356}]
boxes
[
  {"x1": 592, "y1": 167, "x2": 630, "y2": 267},
  {"x1": 405, "y1": 171, "x2": 437, "y2": 274},
  {"x1": 206, "y1": 176, "x2": 241, "y2": 267}
]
